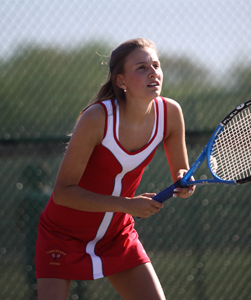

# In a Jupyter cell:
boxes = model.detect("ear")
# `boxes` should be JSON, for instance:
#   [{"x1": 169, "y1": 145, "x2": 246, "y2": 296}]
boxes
[{"x1": 115, "y1": 74, "x2": 126, "y2": 89}]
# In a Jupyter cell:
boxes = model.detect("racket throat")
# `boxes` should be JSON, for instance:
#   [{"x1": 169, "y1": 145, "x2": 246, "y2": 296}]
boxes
[{"x1": 175, "y1": 179, "x2": 184, "y2": 188}]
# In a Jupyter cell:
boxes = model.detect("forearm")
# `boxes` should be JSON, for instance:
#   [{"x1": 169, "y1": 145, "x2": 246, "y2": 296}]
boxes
[{"x1": 53, "y1": 185, "x2": 127, "y2": 213}]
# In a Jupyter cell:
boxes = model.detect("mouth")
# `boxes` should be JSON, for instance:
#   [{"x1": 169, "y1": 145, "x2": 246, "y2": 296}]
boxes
[{"x1": 147, "y1": 81, "x2": 160, "y2": 88}]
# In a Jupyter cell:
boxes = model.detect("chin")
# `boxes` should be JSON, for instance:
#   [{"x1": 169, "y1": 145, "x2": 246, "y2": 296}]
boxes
[{"x1": 152, "y1": 90, "x2": 161, "y2": 98}]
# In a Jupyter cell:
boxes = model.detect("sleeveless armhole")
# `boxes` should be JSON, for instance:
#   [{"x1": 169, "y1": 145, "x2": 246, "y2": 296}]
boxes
[
  {"x1": 161, "y1": 97, "x2": 168, "y2": 138},
  {"x1": 97, "y1": 102, "x2": 108, "y2": 140}
]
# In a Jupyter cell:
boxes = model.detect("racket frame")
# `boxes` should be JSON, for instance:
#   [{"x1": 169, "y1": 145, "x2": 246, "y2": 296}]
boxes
[
  {"x1": 182, "y1": 99, "x2": 251, "y2": 187},
  {"x1": 181, "y1": 123, "x2": 236, "y2": 187},
  {"x1": 153, "y1": 99, "x2": 251, "y2": 203}
]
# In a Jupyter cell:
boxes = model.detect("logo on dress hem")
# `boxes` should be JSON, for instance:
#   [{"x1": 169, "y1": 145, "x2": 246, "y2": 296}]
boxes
[{"x1": 46, "y1": 249, "x2": 66, "y2": 266}]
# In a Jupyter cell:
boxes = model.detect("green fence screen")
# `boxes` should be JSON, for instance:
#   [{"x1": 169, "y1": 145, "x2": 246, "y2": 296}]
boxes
[{"x1": 1, "y1": 1, "x2": 251, "y2": 299}]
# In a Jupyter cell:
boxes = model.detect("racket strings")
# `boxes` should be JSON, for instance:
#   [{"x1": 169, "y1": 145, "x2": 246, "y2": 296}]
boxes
[{"x1": 211, "y1": 107, "x2": 251, "y2": 181}]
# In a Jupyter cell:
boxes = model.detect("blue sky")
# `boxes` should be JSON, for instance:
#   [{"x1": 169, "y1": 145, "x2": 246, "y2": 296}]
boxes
[{"x1": 1, "y1": 0, "x2": 251, "y2": 72}]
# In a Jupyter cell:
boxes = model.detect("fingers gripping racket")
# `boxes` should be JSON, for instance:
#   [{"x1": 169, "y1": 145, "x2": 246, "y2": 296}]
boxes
[{"x1": 153, "y1": 99, "x2": 251, "y2": 203}]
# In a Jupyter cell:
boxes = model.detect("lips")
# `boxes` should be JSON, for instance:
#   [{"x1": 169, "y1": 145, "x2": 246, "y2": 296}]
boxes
[{"x1": 147, "y1": 81, "x2": 159, "y2": 87}]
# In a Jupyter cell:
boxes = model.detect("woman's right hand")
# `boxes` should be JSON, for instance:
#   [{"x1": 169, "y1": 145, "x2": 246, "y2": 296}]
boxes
[{"x1": 123, "y1": 193, "x2": 164, "y2": 218}]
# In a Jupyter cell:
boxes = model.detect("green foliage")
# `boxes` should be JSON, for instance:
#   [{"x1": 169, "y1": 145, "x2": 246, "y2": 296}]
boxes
[
  {"x1": 0, "y1": 42, "x2": 111, "y2": 139},
  {"x1": 1, "y1": 41, "x2": 251, "y2": 140}
]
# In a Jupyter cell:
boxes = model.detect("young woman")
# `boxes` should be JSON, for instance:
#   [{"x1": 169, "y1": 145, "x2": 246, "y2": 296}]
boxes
[{"x1": 35, "y1": 38, "x2": 195, "y2": 300}]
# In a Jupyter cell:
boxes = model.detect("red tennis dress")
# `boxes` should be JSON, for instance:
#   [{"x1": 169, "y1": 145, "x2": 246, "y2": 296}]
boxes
[{"x1": 35, "y1": 97, "x2": 167, "y2": 280}]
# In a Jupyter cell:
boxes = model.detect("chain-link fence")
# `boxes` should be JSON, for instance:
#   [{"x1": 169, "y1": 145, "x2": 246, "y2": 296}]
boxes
[{"x1": 1, "y1": 1, "x2": 251, "y2": 299}]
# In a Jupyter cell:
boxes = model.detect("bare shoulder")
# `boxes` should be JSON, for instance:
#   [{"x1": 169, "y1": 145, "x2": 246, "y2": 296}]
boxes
[
  {"x1": 163, "y1": 97, "x2": 182, "y2": 115},
  {"x1": 72, "y1": 103, "x2": 107, "y2": 145},
  {"x1": 162, "y1": 97, "x2": 185, "y2": 139},
  {"x1": 79, "y1": 103, "x2": 106, "y2": 125}
]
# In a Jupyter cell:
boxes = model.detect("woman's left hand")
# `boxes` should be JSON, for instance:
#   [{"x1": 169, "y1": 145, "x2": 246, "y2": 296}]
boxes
[{"x1": 172, "y1": 169, "x2": 195, "y2": 199}]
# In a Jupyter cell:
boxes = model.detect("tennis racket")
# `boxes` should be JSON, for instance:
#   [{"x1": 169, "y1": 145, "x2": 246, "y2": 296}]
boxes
[{"x1": 153, "y1": 99, "x2": 251, "y2": 203}]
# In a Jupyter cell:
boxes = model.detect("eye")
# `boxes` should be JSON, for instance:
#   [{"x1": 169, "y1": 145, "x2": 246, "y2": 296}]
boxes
[
  {"x1": 153, "y1": 63, "x2": 160, "y2": 69},
  {"x1": 137, "y1": 65, "x2": 146, "y2": 70}
]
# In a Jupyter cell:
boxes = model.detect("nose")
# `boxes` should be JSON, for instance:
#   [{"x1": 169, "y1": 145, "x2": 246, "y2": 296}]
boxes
[{"x1": 149, "y1": 65, "x2": 158, "y2": 78}]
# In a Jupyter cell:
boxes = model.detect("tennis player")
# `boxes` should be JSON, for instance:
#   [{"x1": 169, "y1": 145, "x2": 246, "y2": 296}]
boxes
[{"x1": 35, "y1": 38, "x2": 194, "y2": 300}]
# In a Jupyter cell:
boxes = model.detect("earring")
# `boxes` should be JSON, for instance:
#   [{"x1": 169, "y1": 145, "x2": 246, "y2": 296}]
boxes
[{"x1": 124, "y1": 87, "x2": 126, "y2": 93}]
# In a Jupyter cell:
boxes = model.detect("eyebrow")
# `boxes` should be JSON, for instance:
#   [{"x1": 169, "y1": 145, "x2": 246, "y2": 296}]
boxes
[{"x1": 135, "y1": 60, "x2": 159, "y2": 65}]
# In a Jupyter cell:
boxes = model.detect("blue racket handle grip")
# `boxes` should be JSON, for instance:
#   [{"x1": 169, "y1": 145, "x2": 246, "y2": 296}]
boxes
[
  {"x1": 136, "y1": 179, "x2": 183, "y2": 218},
  {"x1": 152, "y1": 179, "x2": 183, "y2": 203}
]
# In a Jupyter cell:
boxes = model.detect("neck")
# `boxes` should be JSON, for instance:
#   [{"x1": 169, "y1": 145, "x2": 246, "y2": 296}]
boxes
[{"x1": 119, "y1": 98, "x2": 155, "y2": 125}]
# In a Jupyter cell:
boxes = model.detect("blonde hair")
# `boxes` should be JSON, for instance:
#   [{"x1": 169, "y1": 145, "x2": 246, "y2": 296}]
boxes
[{"x1": 77, "y1": 38, "x2": 157, "y2": 120}]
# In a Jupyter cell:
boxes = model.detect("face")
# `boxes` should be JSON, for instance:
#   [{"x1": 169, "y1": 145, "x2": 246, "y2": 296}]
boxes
[{"x1": 116, "y1": 47, "x2": 163, "y2": 101}]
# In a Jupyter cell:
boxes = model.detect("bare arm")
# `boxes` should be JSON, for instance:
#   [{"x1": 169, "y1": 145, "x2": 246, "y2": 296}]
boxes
[
  {"x1": 53, "y1": 104, "x2": 162, "y2": 218},
  {"x1": 163, "y1": 98, "x2": 195, "y2": 198}
]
